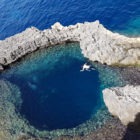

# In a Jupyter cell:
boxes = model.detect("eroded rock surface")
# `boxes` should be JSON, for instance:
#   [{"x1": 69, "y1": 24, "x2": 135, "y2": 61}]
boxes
[
  {"x1": 0, "y1": 21, "x2": 140, "y2": 68},
  {"x1": 103, "y1": 85, "x2": 140, "y2": 125}
]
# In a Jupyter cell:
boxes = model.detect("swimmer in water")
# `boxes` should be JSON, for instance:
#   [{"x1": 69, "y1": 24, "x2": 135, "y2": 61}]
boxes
[
  {"x1": 80, "y1": 63, "x2": 90, "y2": 71},
  {"x1": 80, "y1": 63, "x2": 96, "y2": 72}
]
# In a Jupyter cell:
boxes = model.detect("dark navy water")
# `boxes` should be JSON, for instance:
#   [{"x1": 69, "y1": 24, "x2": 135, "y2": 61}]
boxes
[
  {"x1": 21, "y1": 59, "x2": 99, "y2": 130},
  {"x1": 0, "y1": 0, "x2": 140, "y2": 40}
]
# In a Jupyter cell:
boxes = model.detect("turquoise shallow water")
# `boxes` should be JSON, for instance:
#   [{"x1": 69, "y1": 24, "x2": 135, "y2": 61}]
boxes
[{"x1": 0, "y1": 43, "x2": 125, "y2": 138}]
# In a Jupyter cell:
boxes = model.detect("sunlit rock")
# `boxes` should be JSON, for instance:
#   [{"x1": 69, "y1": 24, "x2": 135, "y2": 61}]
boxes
[
  {"x1": 0, "y1": 20, "x2": 139, "y2": 68},
  {"x1": 103, "y1": 85, "x2": 140, "y2": 125}
]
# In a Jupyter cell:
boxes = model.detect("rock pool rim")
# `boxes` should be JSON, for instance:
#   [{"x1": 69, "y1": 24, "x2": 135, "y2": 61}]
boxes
[
  {"x1": 0, "y1": 20, "x2": 140, "y2": 70},
  {"x1": 0, "y1": 42, "x2": 79, "y2": 72}
]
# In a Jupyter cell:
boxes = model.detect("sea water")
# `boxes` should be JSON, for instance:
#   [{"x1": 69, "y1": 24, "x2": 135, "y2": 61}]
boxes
[{"x1": 0, "y1": 0, "x2": 139, "y2": 40}]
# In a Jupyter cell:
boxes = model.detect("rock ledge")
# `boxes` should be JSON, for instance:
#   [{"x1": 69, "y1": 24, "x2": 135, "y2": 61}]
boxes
[
  {"x1": 0, "y1": 20, "x2": 140, "y2": 68},
  {"x1": 103, "y1": 85, "x2": 140, "y2": 125}
]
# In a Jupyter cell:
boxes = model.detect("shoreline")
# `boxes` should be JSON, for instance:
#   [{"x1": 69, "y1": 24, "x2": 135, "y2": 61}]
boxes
[{"x1": 0, "y1": 20, "x2": 140, "y2": 70}]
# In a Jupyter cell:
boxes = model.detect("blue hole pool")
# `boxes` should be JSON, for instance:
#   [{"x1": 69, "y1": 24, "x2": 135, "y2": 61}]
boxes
[
  {"x1": 0, "y1": 43, "x2": 123, "y2": 132},
  {"x1": 21, "y1": 59, "x2": 100, "y2": 130}
]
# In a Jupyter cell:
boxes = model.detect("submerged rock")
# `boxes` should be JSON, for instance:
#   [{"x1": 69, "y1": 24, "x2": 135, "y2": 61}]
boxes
[
  {"x1": 103, "y1": 85, "x2": 140, "y2": 125},
  {"x1": 0, "y1": 80, "x2": 34, "y2": 140},
  {"x1": 0, "y1": 21, "x2": 139, "y2": 68}
]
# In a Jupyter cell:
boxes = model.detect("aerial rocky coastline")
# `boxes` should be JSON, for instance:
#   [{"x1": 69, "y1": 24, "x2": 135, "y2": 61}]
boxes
[
  {"x1": 0, "y1": 20, "x2": 140, "y2": 68},
  {"x1": 0, "y1": 20, "x2": 140, "y2": 128}
]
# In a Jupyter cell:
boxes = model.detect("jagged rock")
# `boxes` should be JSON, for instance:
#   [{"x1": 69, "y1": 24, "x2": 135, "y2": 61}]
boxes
[
  {"x1": 51, "y1": 22, "x2": 64, "y2": 30},
  {"x1": 103, "y1": 85, "x2": 140, "y2": 125},
  {"x1": 0, "y1": 20, "x2": 139, "y2": 69}
]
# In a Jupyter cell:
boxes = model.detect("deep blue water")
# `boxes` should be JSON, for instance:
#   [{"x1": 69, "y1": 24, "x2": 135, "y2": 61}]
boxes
[
  {"x1": 0, "y1": 0, "x2": 140, "y2": 40},
  {"x1": 0, "y1": 44, "x2": 123, "y2": 131},
  {"x1": 20, "y1": 59, "x2": 100, "y2": 130}
]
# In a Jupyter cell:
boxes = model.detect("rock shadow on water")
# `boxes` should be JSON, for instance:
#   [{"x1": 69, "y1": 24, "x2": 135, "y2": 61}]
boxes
[{"x1": 123, "y1": 113, "x2": 140, "y2": 140}]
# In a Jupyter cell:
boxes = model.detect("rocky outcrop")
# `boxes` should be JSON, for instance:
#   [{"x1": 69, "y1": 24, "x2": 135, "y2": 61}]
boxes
[
  {"x1": 0, "y1": 21, "x2": 140, "y2": 69},
  {"x1": 103, "y1": 85, "x2": 140, "y2": 125}
]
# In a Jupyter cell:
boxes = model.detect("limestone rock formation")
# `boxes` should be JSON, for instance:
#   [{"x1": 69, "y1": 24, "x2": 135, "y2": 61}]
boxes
[
  {"x1": 103, "y1": 85, "x2": 140, "y2": 125},
  {"x1": 0, "y1": 20, "x2": 140, "y2": 68}
]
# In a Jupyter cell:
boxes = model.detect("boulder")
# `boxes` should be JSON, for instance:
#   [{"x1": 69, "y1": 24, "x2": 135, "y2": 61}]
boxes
[{"x1": 103, "y1": 85, "x2": 140, "y2": 125}]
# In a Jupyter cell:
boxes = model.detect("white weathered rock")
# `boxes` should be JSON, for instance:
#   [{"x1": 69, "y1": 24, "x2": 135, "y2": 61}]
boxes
[
  {"x1": 0, "y1": 20, "x2": 140, "y2": 68},
  {"x1": 103, "y1": 85, "x2": 140, "y2": 125},
  {"x1": 51, "y1": 22, "x2": 64, "y2": 30}
]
